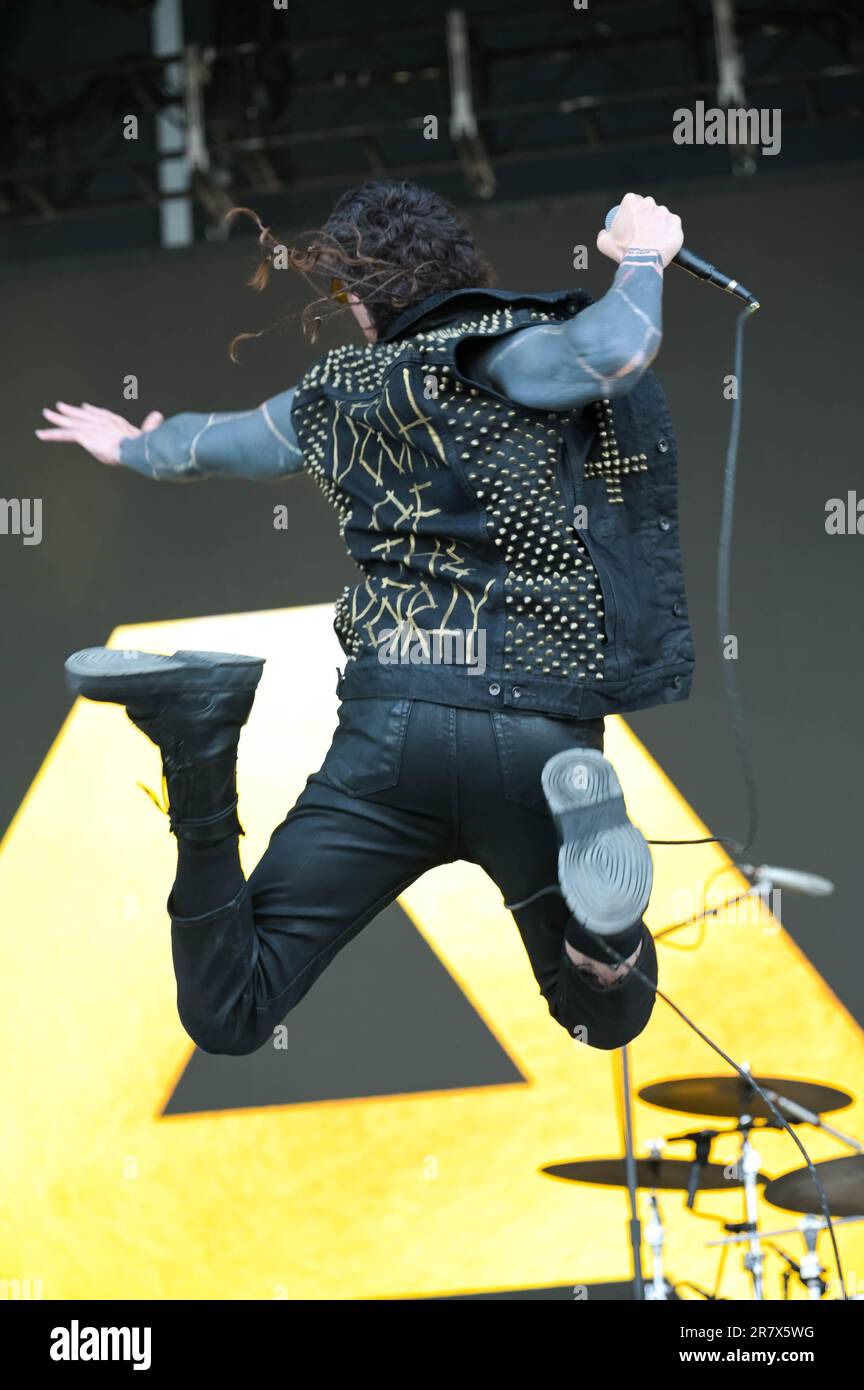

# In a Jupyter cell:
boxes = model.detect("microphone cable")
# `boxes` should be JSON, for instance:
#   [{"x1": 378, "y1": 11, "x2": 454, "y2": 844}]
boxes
[
  {"x1": 582, "y1": 918, "x2": 848, "y2": 1301},
  {"x1": 647, "y1": 299, "x2": 761, "y2": 854},
  {"x1": 650, "y1": 301, "x2": 845, "y2": 1298},
  {"x1": 604, "y1": 300, "x2": 846, "y2": 1299},
  {"x1": 508, "y1": 298, "x2": 848, "y2": 1297}
]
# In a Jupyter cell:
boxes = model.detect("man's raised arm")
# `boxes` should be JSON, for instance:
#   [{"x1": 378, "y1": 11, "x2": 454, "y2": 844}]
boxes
[{"x1": 463, "y1": 194, "x2": 683, "y2": 411}]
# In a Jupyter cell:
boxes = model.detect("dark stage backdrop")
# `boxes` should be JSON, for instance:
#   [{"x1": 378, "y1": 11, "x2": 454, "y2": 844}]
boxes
[{"x1": 2, "y1": 171, "x2": 862, "y2": 1022}]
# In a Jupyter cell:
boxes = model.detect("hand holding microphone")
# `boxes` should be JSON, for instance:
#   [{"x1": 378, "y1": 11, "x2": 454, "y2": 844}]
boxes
[
  {"x1": 599, "y1": 192, "x2": 760, "y2": 306},
  {"x1": 596, "y1": 192, "x2": 683, "y2": 268}
]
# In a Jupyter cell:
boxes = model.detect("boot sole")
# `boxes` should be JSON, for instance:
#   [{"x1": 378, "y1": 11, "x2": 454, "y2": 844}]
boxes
[
  {"x1": 64, "y1": 647, "x2": 265, "y2": 702},
  {"x1": 541, "y1": 747, "x2": 653, "y2": 937}
]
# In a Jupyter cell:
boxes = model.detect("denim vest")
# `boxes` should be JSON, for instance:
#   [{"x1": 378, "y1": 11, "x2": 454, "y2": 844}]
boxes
[{"x1": 291, "y1": 287, "x2": 695, "y2": 719}]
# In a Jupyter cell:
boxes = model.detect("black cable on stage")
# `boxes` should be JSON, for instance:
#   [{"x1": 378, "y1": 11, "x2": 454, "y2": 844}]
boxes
[
  {"x1": 647, "y1": 303, "x2": 845, "y2": 1293},
  {"x1": 506, "y1": 300, "x2": 848, "y2": 1297},
  {"x1": 628, "y1": 303, "x2": 845, "y2": 1296},
  {"x1": 585, "y1": 929, "x2": 848, "y2": 1301},
  {"x1": 647, "y1": 300, "x2": 760, "y2": 853}
]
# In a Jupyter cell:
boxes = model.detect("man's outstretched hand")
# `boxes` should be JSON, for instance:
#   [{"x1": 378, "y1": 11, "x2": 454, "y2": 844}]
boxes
[{"x1": 36, "y1": 402, "x2": 164, "y2": 466}]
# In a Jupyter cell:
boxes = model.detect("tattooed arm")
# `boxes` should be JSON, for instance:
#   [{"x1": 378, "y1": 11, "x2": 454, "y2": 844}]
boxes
[
  {"x1": 118, "y1": 390, "x2": 303, "y2": 480},
  {"x1": 37, "y1": 388, "x2": 304, "y2": 480},
  {"x1": 465, "y1": 193, "x2": 683, "y2": 411}
]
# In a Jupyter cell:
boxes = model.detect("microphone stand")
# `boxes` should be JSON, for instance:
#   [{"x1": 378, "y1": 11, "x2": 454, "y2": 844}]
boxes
[
  {"x1": 765, "y1": 1223, "x2": 827, "y2": 1300},
  {"x1": 739, "y1": 1112, "x2": 765, "y2": 1301},
  {"x1": 618, "y1": 1045, "x2": 645, "y2": 1300}
]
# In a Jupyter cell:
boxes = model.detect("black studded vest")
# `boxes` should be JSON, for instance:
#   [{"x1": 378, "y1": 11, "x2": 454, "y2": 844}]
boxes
[{"x1": 291, "y1": 287, "x2": 695, "y2": 719}]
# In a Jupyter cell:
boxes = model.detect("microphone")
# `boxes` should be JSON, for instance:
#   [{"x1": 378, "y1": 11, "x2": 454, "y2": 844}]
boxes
[
  {"x1": 686, "y1": 1132, "x2": 713, "y2": 1210},
  {"x1": 763, "y1": 1090, "x2": 864, "y2": 1153},
  {"x1": 604, "y1": 203, "x2": 760, "y2": 307},
  {"x1": 764, "y1": 1092, "x2": 825, "y2": 1127},
  {"x1": 737, "y1": 863, "x2": 835, "y2": 897},
  {"x1": 666, "y1": 1129, "x2": 716, "y2": 1209}
]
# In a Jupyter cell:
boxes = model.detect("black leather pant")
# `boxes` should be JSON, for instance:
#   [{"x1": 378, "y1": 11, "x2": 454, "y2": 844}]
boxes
[{"x1": 169, "y1": 698, "x2": 657, "y2": 1055}]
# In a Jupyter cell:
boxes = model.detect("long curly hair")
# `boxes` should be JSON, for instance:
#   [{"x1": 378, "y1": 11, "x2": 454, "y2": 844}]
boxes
[{"x1": 227, "y1": 179, "x2": 494, "y2": 359}]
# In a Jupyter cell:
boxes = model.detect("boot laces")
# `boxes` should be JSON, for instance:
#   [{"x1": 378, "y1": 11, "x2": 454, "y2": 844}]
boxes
[
  {"x1": 137, "y1": 774, "x2": 170, "y2": 817},
  {"x1": 136, "y1": 775, "x2": 244, "y2": 836}
]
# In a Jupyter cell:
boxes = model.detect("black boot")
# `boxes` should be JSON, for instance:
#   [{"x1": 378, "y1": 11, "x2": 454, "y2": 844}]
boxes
[
  {"x1": 541, "y1": 747, "x2": 653, "y2": 938},
  {"x1": 64, "y1": 647, "x2": 264, "y2": 844}
]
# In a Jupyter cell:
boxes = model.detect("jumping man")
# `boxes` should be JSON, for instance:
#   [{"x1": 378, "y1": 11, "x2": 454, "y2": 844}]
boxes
[{"x1": 37, "y1": 182, "x2": 689, "y2": 1054}]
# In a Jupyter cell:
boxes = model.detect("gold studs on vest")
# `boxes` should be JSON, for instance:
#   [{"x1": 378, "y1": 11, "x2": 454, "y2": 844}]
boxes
[{"x1": 584, "y1": 398, "x2": 648, "y2": 504}]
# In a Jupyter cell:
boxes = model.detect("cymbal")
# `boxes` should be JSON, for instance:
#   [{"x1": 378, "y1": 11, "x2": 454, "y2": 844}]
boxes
[
  {"x1": 639, "y1": 1076, "x2": 852, "y2": 1121},
  {"x1": 764, "y1": 1156, "x2": 864, "y2": 1217},
  {"x1": 542, "y1": 1158, "x2": 769, "y2": 1192}
]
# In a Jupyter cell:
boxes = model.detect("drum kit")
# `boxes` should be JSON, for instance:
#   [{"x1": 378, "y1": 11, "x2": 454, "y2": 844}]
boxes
[{"x1": 542, "y1": 1065, "x2": 864, "y2": 1300}]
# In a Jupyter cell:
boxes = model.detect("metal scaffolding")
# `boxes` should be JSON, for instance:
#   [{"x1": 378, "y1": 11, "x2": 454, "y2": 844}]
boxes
[{"x1": 1, "y1": 0, "x2": 861, "y2": 238}]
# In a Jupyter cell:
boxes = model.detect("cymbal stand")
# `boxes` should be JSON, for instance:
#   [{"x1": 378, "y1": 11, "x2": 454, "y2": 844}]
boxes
[
  {"x1": 737, "y1": 1111, "x2": 765, "y2": 1300},
  {"x1": 644, "y1": 1183, "x2": 674, "y2": 1300}
]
